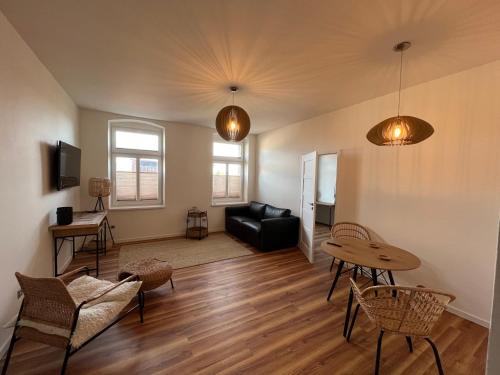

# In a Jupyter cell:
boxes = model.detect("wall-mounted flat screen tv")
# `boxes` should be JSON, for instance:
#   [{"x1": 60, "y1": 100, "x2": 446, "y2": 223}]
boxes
[{"x1": 56, "y1": 141, "x2": 81, "y2": 190}]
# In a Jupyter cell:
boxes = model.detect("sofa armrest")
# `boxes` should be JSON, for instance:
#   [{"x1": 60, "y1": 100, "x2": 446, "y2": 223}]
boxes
[
  {"x1": 260, "y1": 216, "x2": 300, "y2": 251},
  {"x1": 225, "y1": 204, "x2": 250, "y2": 217}
]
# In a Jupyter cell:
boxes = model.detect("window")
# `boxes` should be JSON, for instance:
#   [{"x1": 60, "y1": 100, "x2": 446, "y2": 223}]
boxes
[
  {"x1": 109, "y1": 120, "x2": 164, "y2": 208},
  {"x1": 212, "y1": 137, "x2": 245, "y2": 204}
]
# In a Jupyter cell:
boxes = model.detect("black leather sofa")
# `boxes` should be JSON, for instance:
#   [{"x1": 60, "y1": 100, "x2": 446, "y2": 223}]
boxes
[{"x1": 225, "y1": 201, "x2": 300, "y2": 251}]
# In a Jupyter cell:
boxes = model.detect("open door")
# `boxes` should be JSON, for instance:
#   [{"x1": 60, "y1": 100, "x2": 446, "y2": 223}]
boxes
[{"x1": 299, "y1": 151, "x2": 317, "y2": 263}]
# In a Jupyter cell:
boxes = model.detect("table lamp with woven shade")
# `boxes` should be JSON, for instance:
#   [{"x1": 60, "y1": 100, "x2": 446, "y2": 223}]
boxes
[
  {"x1": 88, "y1": 177, "x2": 115, "y2": 244},
  {"x1": 89, "y1": 177, "x2": 111, "y2": 211}
]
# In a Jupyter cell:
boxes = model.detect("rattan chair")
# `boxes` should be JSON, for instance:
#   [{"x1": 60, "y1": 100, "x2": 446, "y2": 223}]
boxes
[
  {"x1": 1, "y1": 267, "x2": 144, "y2": 375},
  {"x1": 326, "y1": 222, "x2": 371, "y2": 301},
  {"x1": 346, "y1": 278, "x2": 455, "y2": 375}
]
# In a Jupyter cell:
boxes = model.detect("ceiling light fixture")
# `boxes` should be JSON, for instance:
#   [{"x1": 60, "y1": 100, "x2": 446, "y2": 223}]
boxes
[
  {"x1": 366, "y1": 41, "x2": 434, "y2": 146},
  {"x1": 215, "y1": 86, "x2": 250, "y2": 142}
]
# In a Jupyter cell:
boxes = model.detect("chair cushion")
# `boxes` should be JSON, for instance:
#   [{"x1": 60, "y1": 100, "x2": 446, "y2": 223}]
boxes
[
  {"x1": 241, "y1": 220, "x2": 262, "y2": 233},
  {"x1": 19, "y1": 276, "x2": 141, "y2": 349},
  {"x1": 248, "y1": 201, "x2": 266, "y2": 220},
  {"x1": 264, "y1": 205, "x2": 291, "y2": 218}
]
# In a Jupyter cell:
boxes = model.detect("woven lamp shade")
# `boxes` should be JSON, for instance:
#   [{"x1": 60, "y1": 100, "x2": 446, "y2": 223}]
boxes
[
  {"x1": 366, "y1": 116, "x2": 434, "y2": 146},
  {"x1": 88, "y1": 177, "x2": 111, "y2": 198},
  {"x1": 216, "y1": 105, "x2": 250, "y2": 142}
]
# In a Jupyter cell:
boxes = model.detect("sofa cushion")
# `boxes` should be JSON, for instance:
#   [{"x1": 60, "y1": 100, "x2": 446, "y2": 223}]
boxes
[
  {"x1": 228, "y1": 216, "x2": 251, "y2": 224},
  {"x1": 248, "y1": 201, "x2": 266, "y2": 220},
  {"x1": 241, "y1": 220, "x2": 262, "y2": 233},
  {"x1": 264, "y1": 205, "x2": 291, "y2": 218}
]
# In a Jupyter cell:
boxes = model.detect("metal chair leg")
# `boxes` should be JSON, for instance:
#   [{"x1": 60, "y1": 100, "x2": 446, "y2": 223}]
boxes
[
  {"x1": 346, "y1": 304, "x2": 360, "y2": 342},
  {"x1": 425, "y1": 338, "x2": 444, "y2": 375},
  {"x1": 60, "y1": 345, "x2": 71, "y2": 375},
  {"x1": 1, "y1": 334, "x2": 18, "y2": 375},
  {"x1": 375, "y1": 330, "x2": 384, "y2": 375},
  {"x1": 406, "y1": 336, "x2": 413, "y2": 353},
  {"x1": 327, "y1": 260, "x2": 344, "y2": 301},
  {"x1": 138, "y1": 291, "x2": 145, "y2": 323},
  {"x1": 170, "y1": 278, "x2": 174, "y2": 289},
  {"x1": 343, "y1": 266, "x2": 358, "y2": 337}
]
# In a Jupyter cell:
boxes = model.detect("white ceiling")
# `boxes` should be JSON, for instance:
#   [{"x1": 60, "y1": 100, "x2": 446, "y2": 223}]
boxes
[{"x1": 2, "y1": 0, "x2": 500, "y2": 133}]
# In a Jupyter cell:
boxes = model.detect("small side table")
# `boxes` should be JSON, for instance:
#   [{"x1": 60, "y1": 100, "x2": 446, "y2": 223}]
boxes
[
  {"x1": 186, "y1": 208, "x2": 208, "y2": 240},
  {"x1": 49, "y1": 211, "x2": 107, "y2": 277}
]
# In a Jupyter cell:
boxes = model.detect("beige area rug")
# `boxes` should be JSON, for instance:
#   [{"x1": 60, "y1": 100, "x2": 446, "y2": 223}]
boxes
[{"x1": 119, "y1": 233, "x2": 254, "y2": 269}]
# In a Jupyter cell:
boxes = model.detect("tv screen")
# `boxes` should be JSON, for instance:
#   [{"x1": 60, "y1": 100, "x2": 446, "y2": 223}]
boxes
[{"x1": 56, "y1": 141, "x2": 81, "y2": 190}]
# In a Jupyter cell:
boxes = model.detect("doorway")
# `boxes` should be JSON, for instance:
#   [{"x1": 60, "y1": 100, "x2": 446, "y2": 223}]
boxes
[
  {"x1": 313, "y1": 153, "x2": 339, "y2": 255},
  {"x1": 299, "y1": 151, "x2": 340, "y2": 263}
]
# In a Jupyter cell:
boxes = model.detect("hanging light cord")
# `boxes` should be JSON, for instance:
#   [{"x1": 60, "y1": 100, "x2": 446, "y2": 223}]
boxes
[{"x1": 397, "y1": 48, "x2": 404, "y2": 117}]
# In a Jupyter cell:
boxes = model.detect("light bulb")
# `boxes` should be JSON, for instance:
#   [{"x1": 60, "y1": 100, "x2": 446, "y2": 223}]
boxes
[
  {"x1": 230, "y1": 120, "x2": 237, "y2": 130},
  {"x1": 393, "y1": 125, "x2": 402, "y2": 139}
]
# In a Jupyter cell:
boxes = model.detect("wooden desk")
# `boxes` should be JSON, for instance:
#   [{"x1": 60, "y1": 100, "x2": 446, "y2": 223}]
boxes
[
  {"x1": 321, "y1": 238, "x2": 421, "y2": 337},
  {"x1": 49, "y1": 211, "x2": 107, "y2": 277}
]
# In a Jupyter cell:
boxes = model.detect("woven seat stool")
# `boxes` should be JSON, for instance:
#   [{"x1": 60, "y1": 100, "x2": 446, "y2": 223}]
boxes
[{"x1": 118, "y1": 257, "x2": 174, "y2": 292}]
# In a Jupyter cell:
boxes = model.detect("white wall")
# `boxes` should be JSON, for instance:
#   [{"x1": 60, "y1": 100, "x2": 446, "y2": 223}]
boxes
[
  {"x1": 487, "y1": 226, "x2": 500, "y2": 374},
  {"x1": 0, "y1": 12, "x2": 79, "y2": 352},
  {"x1": 256, "y1": 60, "x2": 500, "y2": 326},
  {"x1": 79, "y1": 108, "x2": 256, "y2": 242}
]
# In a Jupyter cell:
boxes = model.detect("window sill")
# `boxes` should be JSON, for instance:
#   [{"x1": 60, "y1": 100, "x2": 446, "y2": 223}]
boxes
[
  {"x1": 211, "y1": 201, "x2": 247, "y2": 207},
  {"x1": 109, "y1": 205, "x2": 165, "y2": 211}
]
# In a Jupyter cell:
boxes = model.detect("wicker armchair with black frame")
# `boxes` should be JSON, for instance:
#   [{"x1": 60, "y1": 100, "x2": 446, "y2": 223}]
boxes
[
  {"x1": 346, "y1": 278, "x2": 455, "y2": 375},
  {"x1": 1, "y1": 267, "x2": 144, "y2": 375}
]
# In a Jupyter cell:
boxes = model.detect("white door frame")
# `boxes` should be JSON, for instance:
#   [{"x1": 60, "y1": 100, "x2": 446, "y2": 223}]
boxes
[{"x1": 299, "y1": 151, "x2": 318, "y2": 263}]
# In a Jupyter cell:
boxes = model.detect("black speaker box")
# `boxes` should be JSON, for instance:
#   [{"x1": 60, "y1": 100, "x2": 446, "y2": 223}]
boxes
[{"x1": 56, "y1": 207, "x2": 73, "y2": 225}]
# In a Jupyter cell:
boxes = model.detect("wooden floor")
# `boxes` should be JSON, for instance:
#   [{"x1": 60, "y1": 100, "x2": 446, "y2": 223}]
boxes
[{"x1": 2, "y1": 239, "x2": 488, "y2": 374}]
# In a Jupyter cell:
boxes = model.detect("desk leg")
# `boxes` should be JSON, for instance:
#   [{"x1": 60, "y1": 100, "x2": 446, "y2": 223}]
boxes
[
  {"x1": 343, "y1": 265, "x2": 358, "y2": 337},
  {"x1": 54, "y1": 238, "x2": 58, "y2": 277},
  {"x1": 104, "y1": 221, "x2": 107, "y2": 255},
  {"x1": 95, "y1": 232, "x2": 100, "y2": 277}
]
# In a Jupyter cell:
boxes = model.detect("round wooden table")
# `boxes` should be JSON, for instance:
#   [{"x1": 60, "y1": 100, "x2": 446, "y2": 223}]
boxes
[
  {"x1": 321, "y1": 237, "x2": 421, "y2": 337},
  {"x1": 321, "y1": 238, "x2": 421, "y2": 271}
]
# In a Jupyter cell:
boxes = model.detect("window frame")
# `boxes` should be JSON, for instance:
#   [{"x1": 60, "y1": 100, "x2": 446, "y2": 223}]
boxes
[
  {"x1": 108, "y1": 119, "x2": 165, "y2": 209},
  {"x1": 211, "y1": 135, "x2": 246, "y2": 205}
]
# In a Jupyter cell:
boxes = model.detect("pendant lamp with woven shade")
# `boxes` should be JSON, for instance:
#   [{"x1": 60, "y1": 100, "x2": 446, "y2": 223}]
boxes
[
  {"x1": 367, "y1": 41, "x2": 434, "y2": 146},
  {"x1": 216, "y1": 86, "x2": 250, "y2": 142}
]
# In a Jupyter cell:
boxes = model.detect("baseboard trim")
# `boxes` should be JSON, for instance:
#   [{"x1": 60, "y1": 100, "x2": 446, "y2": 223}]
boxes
[
  {"x1": 116, "y1": 228, "x2": 225, "y2": 245},
  {"x1": 446, "y1": 305, "x2": 490, "y2": 328}
]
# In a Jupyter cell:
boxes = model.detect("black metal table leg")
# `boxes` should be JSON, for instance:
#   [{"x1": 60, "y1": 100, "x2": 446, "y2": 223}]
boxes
[
  {"x1": 371, "y1": 268, "x2": 378, "y2": 286},
  {"x1": 388, "y1": 270, "x2": 396, "y2": 297},
  {"x1": 388, "y1": 270, "x2": 395, "y2": 285},
  {"x1": 327, "y1": 260, "x2": 344, "y2": 301},
  {"x1": 343, "y1": 265, "x2": 358, "y2": 337}
]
